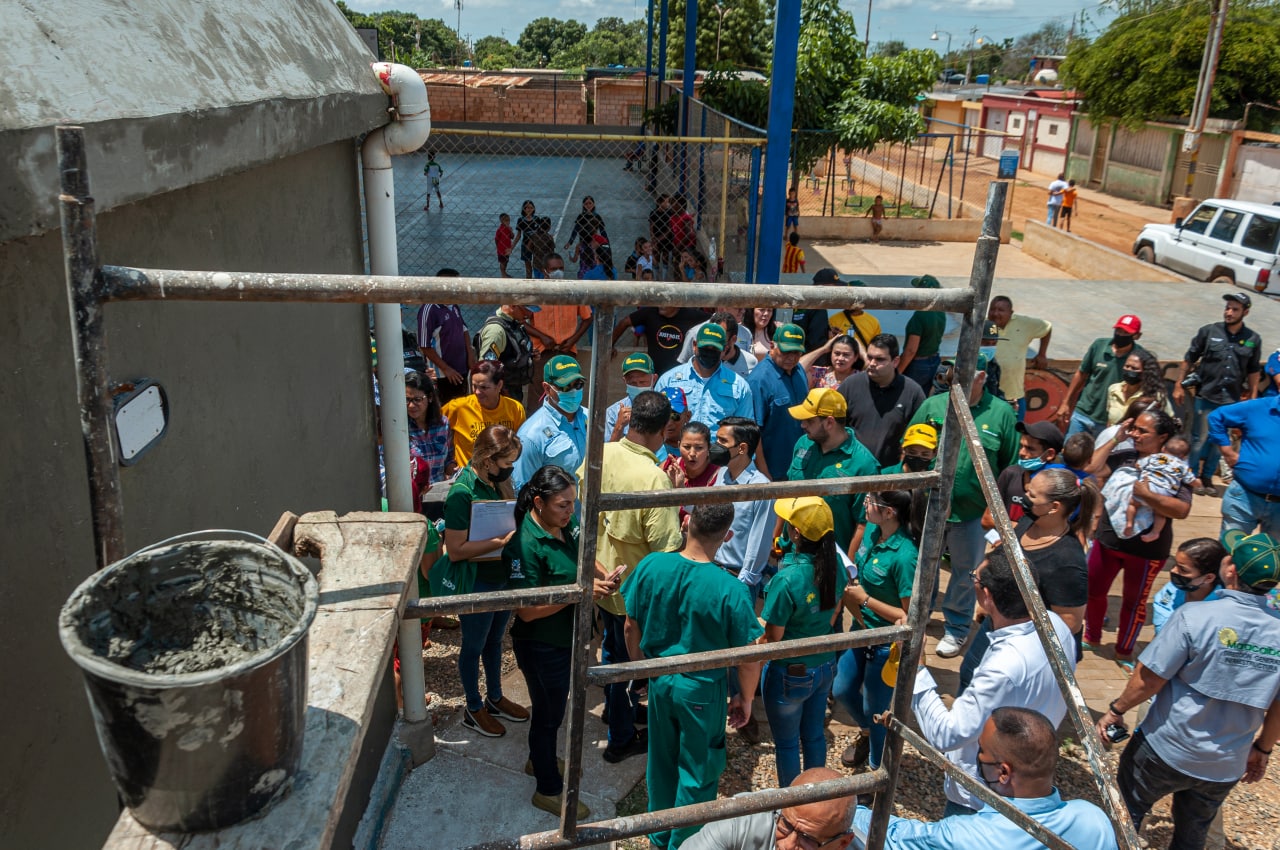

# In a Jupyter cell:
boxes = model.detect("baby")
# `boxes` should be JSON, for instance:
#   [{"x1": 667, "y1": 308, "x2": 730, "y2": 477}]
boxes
[{"x1": 1103, "y1": 436, "x2": 1196, "y2": 542}]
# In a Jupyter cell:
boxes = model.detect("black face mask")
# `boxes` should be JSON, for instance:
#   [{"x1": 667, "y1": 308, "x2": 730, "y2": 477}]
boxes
[
  {"x1": 1011, "y1": 494, "x2": 1042, "y2": 517},
  {"x1": 903, "y1": 454, "x2": 931, "y2": 472},
  {"x1": 1122, "y1": 369, "x2": 1142, "y2": 384},
  {"x1": 489, "y1": 465, "x2": 514, "y2": 484},
  {"x1": 1169, "y1": 573, "x2": 1211, "y2": 593},
  {"x1": 708, "y1": 443, "x2": 732, "y2": 466},
  {"x1": 1113, "y1": 333, "x2": 1135, "y2": 348},
  {"x1": 695, "y1": 349, "x2": 722, "y2": 371}
]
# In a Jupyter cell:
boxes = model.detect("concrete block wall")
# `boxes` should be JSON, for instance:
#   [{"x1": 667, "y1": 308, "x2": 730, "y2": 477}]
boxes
[
  {"x1": 593, "y1": 79, "x2": 646, "y2": 127},
  {"x1": 1020, "y1": 218, "x2": 1186, "y2": 281},
  {"x1": 424, "y1": 84, "x2": 587, "y2": 125}
]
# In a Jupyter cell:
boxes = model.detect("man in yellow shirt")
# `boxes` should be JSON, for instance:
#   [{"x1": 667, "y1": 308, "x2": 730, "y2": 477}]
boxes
[
  {"x1": 827, "y1": 280, "x2": 882, "y2": 350},
  {"x1": 987, "y1": 295, "x2": 1052, "y2": 422},
  {"x1": 581, "y1": 390, "x2": 683, "y2": 763}
]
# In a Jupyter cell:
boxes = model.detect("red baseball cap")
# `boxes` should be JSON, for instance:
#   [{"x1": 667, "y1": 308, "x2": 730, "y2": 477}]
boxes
[{"x1": 1114, "y1": 315, "x2": 1142, "y2": 334}]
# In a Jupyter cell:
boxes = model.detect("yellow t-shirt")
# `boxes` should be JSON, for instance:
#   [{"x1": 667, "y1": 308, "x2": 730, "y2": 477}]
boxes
[
  {"x1": 827, "y1": 310, "x2": 882, "y2": 346},
  {"x1": 442, "y1": 393, "x2": 526, "y2": 467}
]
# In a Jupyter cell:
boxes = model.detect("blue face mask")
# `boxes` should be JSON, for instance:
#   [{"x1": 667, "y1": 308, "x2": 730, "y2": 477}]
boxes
[
  {"x1": 1018, "y1": 456, "x2": 1047, "y2": 473},
  {"x1": 555, "y1": 388, "x2": 584, "y2": 414},
  {"x1": 979, "y1": 345, "x2": 998, "y2": 362},
  {"x1": 625, "y1": 383, "x2": 648, "y2": 401},
  {"x1": 684, "y1": 266, "x2": 696, "y2": 281}
]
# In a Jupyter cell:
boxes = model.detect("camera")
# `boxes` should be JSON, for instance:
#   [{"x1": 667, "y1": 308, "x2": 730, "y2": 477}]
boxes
[
  {"x1": 1180, "y1": 371, "x2": 1202, "y2": 390},
  {"x1": 1104, "y1": 723, "x2": 1130, "y2": 744}
]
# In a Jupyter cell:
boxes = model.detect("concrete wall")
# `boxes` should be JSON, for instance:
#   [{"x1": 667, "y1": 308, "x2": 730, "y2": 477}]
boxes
[
  {"x1": 593, "y1": 79, "x2": 646, "y2": 127},
  {"x1": 1020, "y1": 218, "x2": 1186, "y2": 282},
  {"x1": 798, "y1": 215, "x2": 1013, "y2": 243},
  {"x1": 1103, "y1": 162, "x2": 1168, "y2": 206},
  {"x1": 424, "y1": 82, "x2": 588, "y2": 124},
  {"x1": 0, "y1": 141, "x2": 378, "y2": 848}
]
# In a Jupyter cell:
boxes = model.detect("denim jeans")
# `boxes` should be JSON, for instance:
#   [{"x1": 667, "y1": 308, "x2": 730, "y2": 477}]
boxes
[
  {"x1": 957, "y1": 618, "x2": 993, "y2": 695},
  {"x1": 1119, "y1": 729, "x2": 1238, "y2": 850},
  {"x1": 458, "y1": 578, "x2": 511, "y2": 712},
  {"x1": 832, "y1": 644, "x2": 894, "y2": 769},
  {"x1": 904, "y1": 354, "x2": 941, "y2": 393},
  {"x1": 513, "y1": 638, "x2": 572, "y2": 796},
  {"x1": 938, "y1": 518, "x2": 987, "y2": 641},
  {"x1": 763, "y1": 658, "x2": 836, "y2": 787},
  {"x1": 599, "y1": 608, "x2": 640, "y2": 746},
  {"x1": 1065, "y1": 409, "x2": 1103, "y2": 440},
  {"x1": 1188, "y1": 397, "x2": 1225, "y2": 483},
  {"x1": 1220, "y1": 480, "x2": 1280, "y2": 538}
]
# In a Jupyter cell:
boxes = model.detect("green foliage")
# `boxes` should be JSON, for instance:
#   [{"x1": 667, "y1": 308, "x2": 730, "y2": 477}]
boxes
[
  {"x1": 517, "y1": 17, "x2": 589, "y2": 66},
  {"x1": 872, "y1": 39, "x2": 908, "y2": 58},
  {"x1": 335, "y1": 2, "x2": 460, "y2": 65},
  {"x1": 1063, "y1": 0, "x2": 1280, "y2": 126},
  {"x1": 997, "y1": 22, "x2": 1070, "y2": 80},
  {"x1": 834, "y1": 50, "x2": 938, "y2": 151},
  {"x1": 553, "y1": 18, "x2": 647, "y2": 69},
  {"x1": 662, "y1": 0, "x2": 771, "y2": 70},
  {"x1": 643, "y1": 98, "x2": 680, "y2": 134},
  {"x1": 473, "y1": 35, "x2": 519, "y2": 70},
  {"x1": 700, "y1": 62, "x2": 769, "y2": 127}
]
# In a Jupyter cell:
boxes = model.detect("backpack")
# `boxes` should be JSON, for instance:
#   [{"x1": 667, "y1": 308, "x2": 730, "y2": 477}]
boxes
[{"x1": 473, "y1": 312, "x2": 533, "y2": 388}]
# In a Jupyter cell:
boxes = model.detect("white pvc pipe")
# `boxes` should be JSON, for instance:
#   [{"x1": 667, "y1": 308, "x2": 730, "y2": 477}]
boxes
[{"x1": 362, "y1": 62, "x2": 432, "y2": 723}]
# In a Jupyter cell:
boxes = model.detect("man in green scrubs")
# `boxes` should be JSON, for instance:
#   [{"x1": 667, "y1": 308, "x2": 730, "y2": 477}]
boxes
[
  {"x1": 624, "y1": 503, "x2": 764, "y2": 849},
  {"x1": 786, "y1": 388, "x2": 881, "y2": 558}
]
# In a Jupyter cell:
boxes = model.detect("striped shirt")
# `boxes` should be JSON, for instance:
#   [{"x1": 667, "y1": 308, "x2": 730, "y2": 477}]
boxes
[{"x1": 782, "y1": 242, "x2": 805, "y2": 273}]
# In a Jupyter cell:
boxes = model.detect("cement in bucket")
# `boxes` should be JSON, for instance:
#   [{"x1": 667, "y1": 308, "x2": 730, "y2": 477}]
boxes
[{"x1": 59, "y1": 532, "x2": 319, "y2": 832}]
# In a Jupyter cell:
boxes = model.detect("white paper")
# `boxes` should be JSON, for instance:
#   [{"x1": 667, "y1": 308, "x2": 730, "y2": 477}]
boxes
[
  {"x1": 838, "y1": 546, "x2": 858, "y2": 581},
  {"x1": 470, "y1": 500, "x2": 516, "y2": 560}
]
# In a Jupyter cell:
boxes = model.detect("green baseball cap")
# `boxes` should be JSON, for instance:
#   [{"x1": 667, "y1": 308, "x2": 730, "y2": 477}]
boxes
[
  {"x1": 1222, "y1": 529, "x2": 1280, "y2": 590},
  {"x1": 696, "y1": 323, "x2": 727, "y2": 351},
  {"x1": 544, "y1": 354, "x2": 584, "y2": 388},
  {"x1": 621, "y1": 352, "x2": 654, "y2": 375},
  {"x1": 773, "y1": 323, "x2": 806, "y2": 353}
]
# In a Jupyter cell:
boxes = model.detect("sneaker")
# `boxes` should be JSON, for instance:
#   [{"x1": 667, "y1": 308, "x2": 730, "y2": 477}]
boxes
[
  {"x1": 525, "y1": 757, "x2": 565, "y2": 776},
  {"x1": 462, "y1": 706, "x2": 505, "y2": 738},
  {"x1": 603, "y1": 728, "x2": 648, "y2": 763},
  {"x1": 935, "y1": 634, "x2": 966, "y2": 658},
  {"x1": 532, "y1": 791, "x2": 589, "y2": 820},
  {"x1": 487, "y1": 696, "x2": 530, "y2": 723},
  {"x1": 841, "y1": 733, "x2": 870, "y2": 768}
]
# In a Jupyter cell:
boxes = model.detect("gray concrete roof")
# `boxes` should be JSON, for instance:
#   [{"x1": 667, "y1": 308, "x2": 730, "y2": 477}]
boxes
[{"x1": 0, "y1": 0, "x2": 390, "y2": 241}]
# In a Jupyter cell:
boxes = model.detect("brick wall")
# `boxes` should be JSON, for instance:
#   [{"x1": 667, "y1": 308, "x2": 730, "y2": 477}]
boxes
[
  {"x1": 423, "y1": 81, "x2": 587, "y2": 124},
  {"x1": 593, "y1": 79, "x2": 646, "y2": 127}
]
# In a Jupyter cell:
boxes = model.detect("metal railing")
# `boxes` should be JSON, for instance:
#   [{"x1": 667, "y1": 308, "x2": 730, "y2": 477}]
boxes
[{"x1": 57, "y1": 122, "x2": 1134, "y2": 850}]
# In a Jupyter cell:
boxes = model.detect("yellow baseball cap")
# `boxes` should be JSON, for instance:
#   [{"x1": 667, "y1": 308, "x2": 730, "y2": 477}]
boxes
[
  {"x1": 901, "y1": 424, "x2": 939, "y2": 450},
  {"x1": 789, "y1": 387, "x2": 847, "y2": 420},
  {"x1": 774, "y1": 497, "x2": 835, "y2": 541}
]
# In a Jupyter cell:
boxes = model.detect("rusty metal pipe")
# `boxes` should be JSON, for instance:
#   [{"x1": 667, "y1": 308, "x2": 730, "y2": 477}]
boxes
[
  {"x1": 461, "y1": 771, "x2": 890, "y2": 850},
  {"x1": 588, "y1": 623, "x2": 911, "y2": 685},
  {"x1": 404, "y1": 585, "x2": 583, "y2": 619},
  {"x1": 98, "y1": 265, "x2": 974, "y2": 313},
  {"x1": 595, "y1": 471, "x2": 939, "y2": 511}
]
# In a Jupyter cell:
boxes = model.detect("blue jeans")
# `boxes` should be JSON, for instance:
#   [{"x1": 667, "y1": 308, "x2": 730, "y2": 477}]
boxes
[
  {"x1": 937, "y1": 518, "x2": 987, "y2": 641},
  {"x1": 1188, "y1": 397, "x2": 1224, "y2": 483},
  {"x1": 763, "y1": 658, "x2": 836, "y2": 787},
  {"x1": 957, "y1": 618, "x2": 993, "y2": 695},
  {"x1": 1119, "y1": 729, "x2": 1237, "y2": 850},
  {"x1": 1221, "y1": 480, "x2": 1280, "y2": 538},
  {"x1": 832, "y1": 644, "x2": 894, "y2": 769},
  {"x1": 458, "y1": 578, "x2": 511, "y2": 712},
  {"x1": 904, "y1": 354, "x2": 941, "y2": 393},
  {"x1": 599, "y1": 608, "x2": 640, "y2": 746},
  {"x1": 1065, "y1": 409, "x2": 1103, "y2": 440},
  {"x1": 1047, "y1": 204, "x2": 1062, "y2": 227},
  {"x1": 513, "y1": 638, "x2": 572, "y2": 796}
]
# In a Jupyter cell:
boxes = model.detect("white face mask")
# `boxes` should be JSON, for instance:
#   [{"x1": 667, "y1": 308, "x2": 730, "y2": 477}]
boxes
[{"x1": 549, "y1": 269, "x2": 565, "y2": 279}]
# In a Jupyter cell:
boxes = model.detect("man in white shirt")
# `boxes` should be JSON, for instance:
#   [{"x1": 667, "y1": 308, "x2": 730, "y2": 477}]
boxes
[
  {"x1": 913, "y1": 547, "x2": 1076, "y2": 815},
  {"x1": 678, "y1": 306, "x2": 755, "y2": 364}
]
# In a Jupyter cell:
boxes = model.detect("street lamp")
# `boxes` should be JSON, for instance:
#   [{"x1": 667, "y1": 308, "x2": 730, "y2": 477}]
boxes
[
  {"x1": 714, "y1": 3, "x2": 731, "y2": 64},
  {"x1": 963, "y1": 25, "x2": 979, "y2": 84},
  {"x1": 930, "y1": 28, "x2": 952, "y2": 85}
]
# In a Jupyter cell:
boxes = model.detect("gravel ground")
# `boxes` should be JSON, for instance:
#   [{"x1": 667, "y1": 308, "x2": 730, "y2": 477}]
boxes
[{"x1": 411, "y1": 623, "x2": 1279, "y2": 850}]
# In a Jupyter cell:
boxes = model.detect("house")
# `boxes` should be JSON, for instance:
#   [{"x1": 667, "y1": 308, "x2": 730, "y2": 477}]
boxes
[
  {"x1": 0, "y1": 0, "x2": 392, "y2": 846},
  {"x1": 978, "y1": 88, "x2": 1082, "y2": 176}
]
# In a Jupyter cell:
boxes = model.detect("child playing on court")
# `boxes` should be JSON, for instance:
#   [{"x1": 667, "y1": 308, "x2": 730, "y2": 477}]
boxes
[
  {"x1": 1103, "y1": 436, "x2": 1196, "y2": 542},
  {"x1": 784, "y1": 188, "x2": 800, "y2": 235},
  {"x1": 782, "y1": 231, "x2": 806, "y2": 273},
  {"x1": 422, "y1": 150, "x2": 444, "y2": 211},
  {"x1": 495, "y1": 213, "x2": 514, "y2": 278},
  {"x1": 865, "y1": 195, "x2": 886, "y2": 242},
  {"x1": 1059, "y1": 180, "x2": 1077, "y2": 232}
]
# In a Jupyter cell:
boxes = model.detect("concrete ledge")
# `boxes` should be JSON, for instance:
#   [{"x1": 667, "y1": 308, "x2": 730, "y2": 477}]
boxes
[
  {"x1": 1020, "y1": 219, "x2": 1186, "y2": 282},
  {"x1": 798, "y1": 215, "x2": 1012, "y2": 244}
]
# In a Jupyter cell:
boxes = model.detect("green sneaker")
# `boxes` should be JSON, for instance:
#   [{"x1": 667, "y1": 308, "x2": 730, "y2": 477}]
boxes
[{"x1": 532, "y1": 791, "x2": 589, "y2": 820}]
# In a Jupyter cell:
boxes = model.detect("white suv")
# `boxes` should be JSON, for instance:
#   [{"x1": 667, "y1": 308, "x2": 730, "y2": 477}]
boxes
[{"x1": 1132, "y1": 198, "x2": 1279, "y2": 293}]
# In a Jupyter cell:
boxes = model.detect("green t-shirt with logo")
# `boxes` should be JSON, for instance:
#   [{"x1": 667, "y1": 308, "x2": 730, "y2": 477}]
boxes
[{"x1": 761, "y1": 551, "x2": 848, "y2": 667}]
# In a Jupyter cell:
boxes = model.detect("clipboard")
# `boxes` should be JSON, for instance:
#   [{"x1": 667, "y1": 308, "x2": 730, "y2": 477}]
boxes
[{"x1": 469, "y1": 500, "x2": 516, "y2": 560}]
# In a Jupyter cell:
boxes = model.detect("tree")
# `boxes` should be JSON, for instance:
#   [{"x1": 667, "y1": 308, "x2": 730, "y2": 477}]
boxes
[
  {"x1": 553, "y1": 18, "x2": 646, "y2": 69},
  {"x1": 1062, "y1": 0, "x2": 1280, "y2": 127},
  {"x1": 661, "y1": 0, "x2": 772, "y2": 70},
  {"x1": 872, "y1": 39, "x2": 907, "y2": 58},
  {"x1": 834, "y1": 50, "x2": 939, "y2": 152},
  {"x1": 996, "y1": 22, "x2": 1070, "y2": 81},
  {"x1": 516, "y1": 17, "x2": 588, "y2": 66},
  {"x1": 334, "y1": 3, "x2": 460, "y2": 66},
  {"x1": 473, "y1": 35, "x2": 519, "y2": 70}
]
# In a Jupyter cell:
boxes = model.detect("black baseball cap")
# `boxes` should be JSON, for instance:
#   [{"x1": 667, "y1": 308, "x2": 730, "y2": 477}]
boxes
[
  {"x1": 1223, "y1": 292, "x2": 1252, "y2": 309},
  {"x1": 1016, "y1": 420, "x2": 1065, "y2": 453}
]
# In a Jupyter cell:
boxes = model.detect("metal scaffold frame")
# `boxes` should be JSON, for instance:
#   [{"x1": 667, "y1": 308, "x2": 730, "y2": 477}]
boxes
[{"x1": 57, "y1": 125, "x2": 1137, "y2": 850}]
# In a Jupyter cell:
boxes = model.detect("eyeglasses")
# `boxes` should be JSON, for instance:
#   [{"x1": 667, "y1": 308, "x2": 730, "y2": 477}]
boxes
[
  {"x1": 406, "y1": 395, "x2": 429, "y2": 405},
  {"x1": 775, "y1": 811, "x2": 851, "y2": 850},
  {"x1": 558, "y1": 380, "x2": 586, "y2": 391}
]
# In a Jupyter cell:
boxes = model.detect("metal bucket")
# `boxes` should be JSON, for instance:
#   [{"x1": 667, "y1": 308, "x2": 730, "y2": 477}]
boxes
[{"x1": 58, "y1": 531, "x2": 319, "y2": 832}]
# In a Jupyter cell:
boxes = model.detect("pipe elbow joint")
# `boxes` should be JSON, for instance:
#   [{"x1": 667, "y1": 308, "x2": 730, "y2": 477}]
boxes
[{"x1": 366, "y1": 62, "x2": 432, "y2": 162}]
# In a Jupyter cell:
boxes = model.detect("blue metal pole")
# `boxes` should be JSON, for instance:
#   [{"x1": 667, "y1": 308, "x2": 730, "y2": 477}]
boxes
[
  {"x1": 745, "y1": 145, "x2": 762, "y2": 283},
  {"x1": 644, "y1": 0, "x2": 654, "y2": 129},
  {"x1": 681, "y1": 0, "x2": 698, "y2": 137},
  {"x1": 657, "y1": 0, "x2": 670, "y2": 108},
  {"x1": 756, "y1": 0, "x2": 800, "y2": 284}
]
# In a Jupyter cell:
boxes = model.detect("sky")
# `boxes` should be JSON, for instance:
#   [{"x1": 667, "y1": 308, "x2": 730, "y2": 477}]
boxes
[{"x1": 346, "y1": 0, "x2": 1115, "y2": 55}]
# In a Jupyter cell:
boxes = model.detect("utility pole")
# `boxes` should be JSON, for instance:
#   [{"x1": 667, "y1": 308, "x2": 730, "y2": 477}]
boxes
[
  {"x1": 1182, "y1": 0, "x2": 1227, "y2": 199},
  {"x1": 963, "y1": 25, "x2": 978, "y2": 84},
  {"x1": 864, "y1": 0, "x2": 872, "y2": 54}
]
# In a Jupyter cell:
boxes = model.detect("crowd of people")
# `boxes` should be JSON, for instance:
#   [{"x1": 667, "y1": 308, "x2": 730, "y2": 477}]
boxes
[{"x1": 380, "y1": 270, "x2": 1280, "y2": 850}]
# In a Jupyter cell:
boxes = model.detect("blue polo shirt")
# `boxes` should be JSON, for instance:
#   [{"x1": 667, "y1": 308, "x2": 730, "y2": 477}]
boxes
[
  {"x1": 514, "y1": 402, "x2": 588, "y2": 491},
  {"x1": 653, "y1": 361, "x2": 753, "y2": 431},
  {"x1": 1208, "y1": 396, "x2": 1280, "y2": 496},
  {"x1": 747, "y1": 356, "x2": 809, "y2": 480}
]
